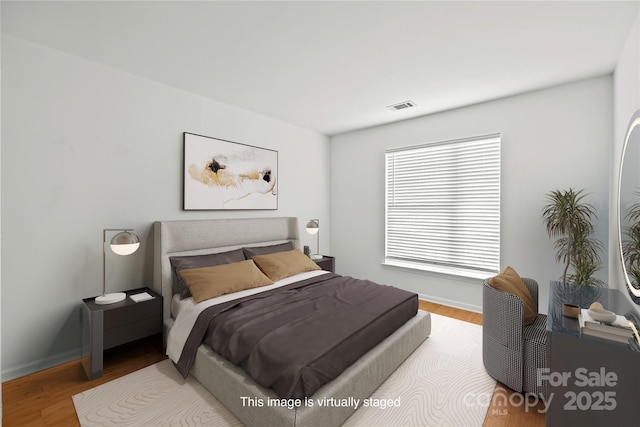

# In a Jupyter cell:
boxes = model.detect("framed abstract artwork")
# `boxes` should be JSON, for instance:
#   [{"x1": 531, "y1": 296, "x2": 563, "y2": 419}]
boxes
[{"x1": 183, "y1": 132, "x2": 278, "y2": 210}]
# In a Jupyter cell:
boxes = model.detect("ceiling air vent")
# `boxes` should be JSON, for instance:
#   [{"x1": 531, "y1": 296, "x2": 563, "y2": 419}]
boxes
[{"x1": 386, "y1": 100, "x2": 417, "y2": 111}]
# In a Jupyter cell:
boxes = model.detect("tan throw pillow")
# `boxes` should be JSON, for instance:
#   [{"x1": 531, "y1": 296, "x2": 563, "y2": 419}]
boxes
[
  {"x1": 488, "y1": 266, "x2": 537, "y2": 325},
  {"x1": 178, "y1": 260, "x2": 274, "y2": 303},
  {"x1": 251, "y1": 249, "x2": 322, "y2": 282}
]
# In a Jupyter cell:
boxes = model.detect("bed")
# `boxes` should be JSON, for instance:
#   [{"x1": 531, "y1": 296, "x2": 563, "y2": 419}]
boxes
[{"x1": 153, "y1": 217, "x2": 431, "y2": 426}]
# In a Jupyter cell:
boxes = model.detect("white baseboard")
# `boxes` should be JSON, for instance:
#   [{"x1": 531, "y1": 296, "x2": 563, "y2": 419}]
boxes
[
  {"x1": 418, "y1": 293, "x2": 482, "y2": 314},
  {"x1": 1, "y1": 348, "x2": 80, "y2": 382}
]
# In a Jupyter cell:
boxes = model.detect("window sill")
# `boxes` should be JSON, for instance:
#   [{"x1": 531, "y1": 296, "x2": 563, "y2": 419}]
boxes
[{"x1": 382, "y1": 258, "x2": 496, "y2": 280}]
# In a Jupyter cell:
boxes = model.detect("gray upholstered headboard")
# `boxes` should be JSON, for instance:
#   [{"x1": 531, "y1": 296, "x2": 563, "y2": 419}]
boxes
[{"x1": 153, "y1": 217, "x2": 300, "y2": 321}]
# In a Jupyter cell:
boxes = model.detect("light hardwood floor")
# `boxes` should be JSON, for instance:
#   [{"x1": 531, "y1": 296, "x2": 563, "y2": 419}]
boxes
[
  {"x1": 2, "y1": 336, "x2": 167, "y2": 427},
  {"x1": 2, "y1": 301, "x2": 544, "y2": 427}
]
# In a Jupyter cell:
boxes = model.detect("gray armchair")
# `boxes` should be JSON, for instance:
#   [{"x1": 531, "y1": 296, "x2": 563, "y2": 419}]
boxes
[{"x1": 482, "y1": 277, "x2": 547, "y2": 397}]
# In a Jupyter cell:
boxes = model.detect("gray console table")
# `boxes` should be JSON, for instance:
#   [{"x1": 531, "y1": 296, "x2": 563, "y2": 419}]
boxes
[
  {"x1": 81, "y1": 287, "x2": 162, "y2": 380},
  {"x1": 546, "y1": 281, "x2": 640, "y2": 426}
]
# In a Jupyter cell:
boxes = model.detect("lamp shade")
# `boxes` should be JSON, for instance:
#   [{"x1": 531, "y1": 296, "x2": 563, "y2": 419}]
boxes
[
  {"x1": 306, "y1": 219, "x2": 319, "y2": 235},
  {"x1": 110, "y1": 231, "x2": 140, "y2": 256}
]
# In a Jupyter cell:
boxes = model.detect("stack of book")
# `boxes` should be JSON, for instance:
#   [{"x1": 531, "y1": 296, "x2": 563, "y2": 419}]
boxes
[{"x1": 579, "y1": 309, "x2": 634, "y2": 344}]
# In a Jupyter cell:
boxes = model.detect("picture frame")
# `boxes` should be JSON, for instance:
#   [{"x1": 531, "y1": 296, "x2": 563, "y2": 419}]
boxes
[{"x1": 183, "y1": 132, "x2": 278, "y2": 210}]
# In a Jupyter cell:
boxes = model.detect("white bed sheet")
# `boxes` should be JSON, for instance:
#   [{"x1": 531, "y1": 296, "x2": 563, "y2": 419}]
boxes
[
  {"x1": 170, "y1": 294, "x2": 182, "y2": 318},
  {"x1": 166, "y1": 269, "x2": 329, "y2": 363}
]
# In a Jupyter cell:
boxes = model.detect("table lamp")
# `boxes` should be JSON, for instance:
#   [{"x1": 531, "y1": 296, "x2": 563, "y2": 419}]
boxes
[
  {"x1": 96, "y1": 228, "x2": 140, "y2": 305},
  {"x1": 305, "y1": 219, "x2": 322, "y2": 260}
]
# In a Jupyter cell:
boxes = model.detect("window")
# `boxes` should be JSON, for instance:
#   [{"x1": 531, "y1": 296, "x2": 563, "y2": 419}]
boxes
[{"x1": 384, "y1": 133, "x2": 501, "y2": 278}]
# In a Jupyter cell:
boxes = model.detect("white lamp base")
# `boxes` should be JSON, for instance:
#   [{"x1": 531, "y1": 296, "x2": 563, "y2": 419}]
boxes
[
  {"x1": 95, "y1": 292, "x2": 126, "y2": 305},
  {"x1": 310, "y1": 254, "x2": 323, "y2": 260}
]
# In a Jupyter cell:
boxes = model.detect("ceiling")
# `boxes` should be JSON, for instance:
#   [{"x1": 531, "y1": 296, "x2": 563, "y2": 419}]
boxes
[{"x1": 2, "y1": 1, "x2": 639, "y2": 136}]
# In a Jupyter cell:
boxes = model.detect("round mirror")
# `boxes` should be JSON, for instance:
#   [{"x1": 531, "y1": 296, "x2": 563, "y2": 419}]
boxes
[{"x1": 618, "y1": 110, "x2": 640, "y2": 302}]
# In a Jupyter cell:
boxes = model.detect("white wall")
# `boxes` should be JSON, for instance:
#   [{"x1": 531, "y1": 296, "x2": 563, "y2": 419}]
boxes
[
  {"x1": 0, "y1": 12, "x2": 4, "y2": 420},
  {"x1": 0, "y1": 34, "x2": 330, "y2": 380},
  {"x1": 330, "y1": 76, "x2": 612, "y2": 313},
  {"x1": 610, "y1": 13, "x2": 640, "y2": 292}
]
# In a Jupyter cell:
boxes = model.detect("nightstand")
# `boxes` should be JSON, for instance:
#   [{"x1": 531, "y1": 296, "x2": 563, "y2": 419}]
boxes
[
  {"x1": 314, "y1": 255, "x2": 335, "y2": 273},
  {"x1": 81, "y1": 287, "x2": 162, "y2": 380}
]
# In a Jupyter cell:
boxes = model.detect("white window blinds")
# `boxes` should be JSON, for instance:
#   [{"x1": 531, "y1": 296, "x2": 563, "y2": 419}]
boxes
[{"x1": 385, "y1": 133, "x2": 501, "y2": 276}]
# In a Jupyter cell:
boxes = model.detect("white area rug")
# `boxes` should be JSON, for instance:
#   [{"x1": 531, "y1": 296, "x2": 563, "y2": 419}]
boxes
[{"x1": 73, "y1": 314, "x2": 495, "y2": 427}]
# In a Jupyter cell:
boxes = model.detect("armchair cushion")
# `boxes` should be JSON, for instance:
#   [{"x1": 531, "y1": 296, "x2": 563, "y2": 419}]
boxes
[{"x1": 488, "y1": 266, "x2": 537, "y2": 325}]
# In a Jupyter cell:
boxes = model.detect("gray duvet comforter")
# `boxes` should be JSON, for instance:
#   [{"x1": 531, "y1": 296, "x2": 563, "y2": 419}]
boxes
[{"x1": 175, "y1": 273, "x2": 418, "y2": 399}]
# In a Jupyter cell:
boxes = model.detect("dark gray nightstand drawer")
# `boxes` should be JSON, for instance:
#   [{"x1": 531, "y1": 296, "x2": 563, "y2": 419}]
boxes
[
  {"x1": 103, "y1": 296, "x2": 162, "y2": 329},
  {"x1": 104, "y1": 315, "x2": 162, "y2": 349}
]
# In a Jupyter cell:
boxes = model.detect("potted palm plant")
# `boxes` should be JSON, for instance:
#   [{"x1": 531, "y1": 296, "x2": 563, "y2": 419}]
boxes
[
  {"x1": 622, "y1": 199, "x2": 640, "y2": 290},
  {"x1": 542, "y1": 188, "x2": 603, "y2": 286}
]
